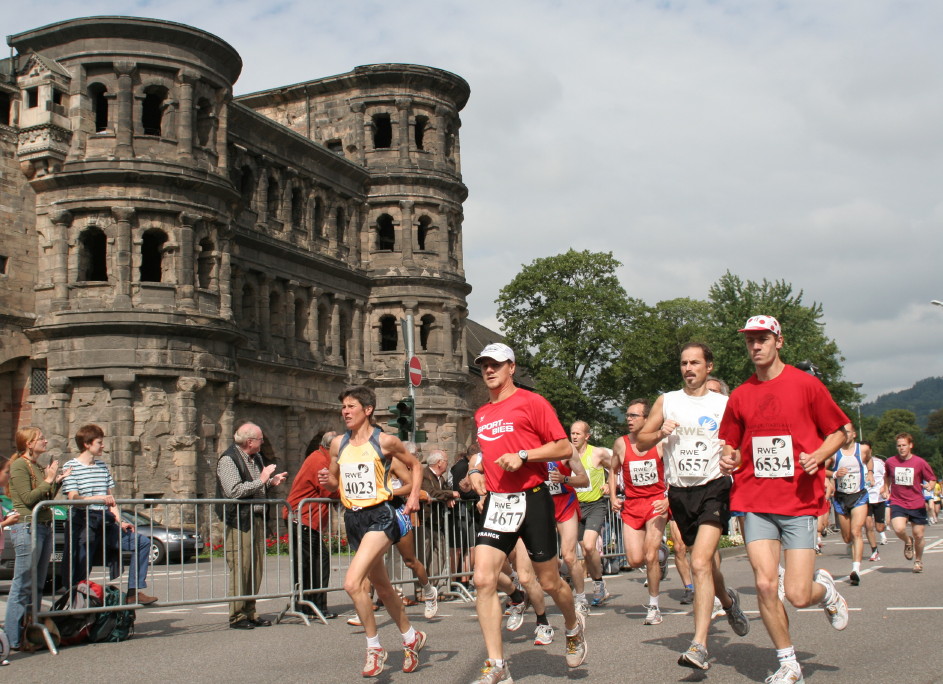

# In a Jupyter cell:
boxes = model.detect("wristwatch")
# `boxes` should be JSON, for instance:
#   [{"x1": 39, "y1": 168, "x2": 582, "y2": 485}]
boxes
[
  {"x1": 564, "y1": 475, "x2": 570, "y2": 484},
  {"x1": 518, "y1": 450, "x2": 529, "y2": 462}
]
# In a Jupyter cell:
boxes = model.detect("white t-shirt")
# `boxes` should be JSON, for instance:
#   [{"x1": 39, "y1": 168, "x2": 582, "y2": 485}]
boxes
[
  {"x1": 868, "y1": 458, "x2": 886, "y2": 503},
  {"x1": 662, "y1": 389, "x2": 727, "y2": 488}
]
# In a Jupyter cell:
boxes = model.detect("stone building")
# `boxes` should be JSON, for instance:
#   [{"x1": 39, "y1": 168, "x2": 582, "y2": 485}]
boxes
[{"x1": 0, "y1": 16, "x2": 482, "y2": 506}]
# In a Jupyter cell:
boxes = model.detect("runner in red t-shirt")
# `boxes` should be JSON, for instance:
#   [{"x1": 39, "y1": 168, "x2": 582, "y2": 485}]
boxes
[
  {"x1": 881, "y1": 432, "x2": 937, "y2": 573},
  {"x1": 609, "y1": 397, "x2": 669, "y2": 625},
  {"x1": 719, "y1": 316, "x2": 850, "y2": 684},
  {"x1": 467, "y1": 343, "x2": 587, "y2": 683}
]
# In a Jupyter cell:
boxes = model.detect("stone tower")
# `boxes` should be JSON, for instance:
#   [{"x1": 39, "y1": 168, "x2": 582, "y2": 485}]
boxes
[{"x1": 0, "y1": 17, "x2": 476, "y2": 504}]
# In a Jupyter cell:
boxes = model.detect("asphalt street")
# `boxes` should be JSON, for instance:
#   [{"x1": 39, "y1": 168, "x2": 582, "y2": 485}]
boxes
[{"x1": 3, "y1": 532, "x2": 943, "y2": 683}]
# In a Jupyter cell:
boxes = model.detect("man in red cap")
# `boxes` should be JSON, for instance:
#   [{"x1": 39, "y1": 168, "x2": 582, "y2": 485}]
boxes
[{"x1": 719, "y1": 315, "x2": 850, "y2": 684}]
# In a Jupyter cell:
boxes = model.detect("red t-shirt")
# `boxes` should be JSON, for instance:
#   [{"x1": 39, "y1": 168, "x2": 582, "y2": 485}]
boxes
[
  {"x1": 719, "y1": 365, "x2": 849, "y2": 517},
  {"x1": 620, "y1": 436, "x2": 665, "y2": 499},
  {"x1": 885, "y1": 454, "x2": 936, "y2": 510},
  {"x1": 282, "y1": 447, "x2": 339, "y2": 529},
  {"x1": 475, "y1": 388, "x2": 566, "y2": 493}
]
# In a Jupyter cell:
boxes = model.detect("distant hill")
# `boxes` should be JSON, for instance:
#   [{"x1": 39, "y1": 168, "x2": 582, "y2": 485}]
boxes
[{"x1": 861, "y1": 377, "x2": 943, "y2": 428}]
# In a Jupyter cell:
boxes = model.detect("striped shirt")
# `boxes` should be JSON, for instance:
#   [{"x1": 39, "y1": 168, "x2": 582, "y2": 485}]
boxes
[{"x1": 61, "y1": 458, "x2": 115, "y2": 510}]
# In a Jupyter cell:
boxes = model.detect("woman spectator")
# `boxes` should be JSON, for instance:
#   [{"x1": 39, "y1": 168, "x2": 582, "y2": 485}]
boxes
[
  {"x1": 3, "y1": 428, "x2": 68, "y2": 652},
  {"x1": 1, "y1": 453, "x2": 18, "y2": 664}
]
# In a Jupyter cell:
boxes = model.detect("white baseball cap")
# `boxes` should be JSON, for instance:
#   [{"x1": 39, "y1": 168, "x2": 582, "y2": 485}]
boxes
[
  {"x1": 475, "y1": 342, "x2": 516, "y2": 365},
  {"x1": 738, "y1": 315, "x2": 781, "y2": 337}
]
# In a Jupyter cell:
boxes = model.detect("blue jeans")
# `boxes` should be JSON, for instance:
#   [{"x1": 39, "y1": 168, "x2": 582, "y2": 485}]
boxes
[
  {"x1": 3, "y1": 522, "x2": 53, "y2": 648},
  {"x1": 122, "y1": 528, "x2": 151, "y2": 590}
]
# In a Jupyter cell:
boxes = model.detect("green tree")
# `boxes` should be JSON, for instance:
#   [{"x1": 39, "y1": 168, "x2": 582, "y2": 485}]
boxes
[
  {"x1": 926, "y1": 408, "x2": 943, "y2": 436},
  {"x1": 707, "y1": 272, "x2": 861, "y2": 415},
  {"x1": 496, "y1": 249, "x2": 633, "y2": 430},
  {"x1": 871, "y1": 409, "x2": 923, "y2": 458}
]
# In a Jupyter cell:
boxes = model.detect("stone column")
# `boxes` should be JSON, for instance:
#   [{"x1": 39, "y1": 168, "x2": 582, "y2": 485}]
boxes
[
  {"x1": 362, "y1": 304, "x2": 374, "y2": 368},
  {"x1": 350, "y1": 102, "x2": 366, "y2": 166},
  {"x1": 176, "y1": 69, "x2": 198, "y2": 161},
  {"x1": 171, "y1": 376, "x2": 207, "y2": 504},
  {"x1": 285, "y1": 407, "x2": 304, "y2": 475},
  {"x1": 113, "y1": 61, "x2": 136, "y2": 159},
  {"x1": 285, "y1": 280, "x2": 300, "y2": 353},
  {"x1": 220, "y1": 382, "x2": 237, "y2": 456},
  {"x1": 307, "y1": 288, "x2": 321, "y2": 361},
  {"x1": 111, "y1": 206, "x2": 135, "y2": 308},
  {"x1": 396, "y1": 98, "x2": 411, "y2": 163},
  {"x1": 259, "y1": 276, "x2": 272, "y2": 352},
  {"x1": 105, "y1": 375, "x2": 136, "y2": 495},
  {"x1": 47, "y1": 376, "x2": 72, "y2": 459},
  {"x1": 435, "y1": 106, "x2": 449, "y2": 164},
  {"x1": 178, "y1": 212, "x2": 200, "y2": 311},
  {"x1": 400, "y1": 200, "x2": 415, "y2": 265},
  {"x1": 50, "y1": 209, "x2": 73, "y2": 310},
  {"x1": 330, "y1": 299, "x2": 342, "y2": 365},
  {"x1": 350, "y1": 302, "x2": 364, "y2": 370},
  {"x1": 218, "y1": 230, "x2": 233, "y2": 320},
  {"x1": 216, "y1": 87, "x2": 231, "y2": 171}
]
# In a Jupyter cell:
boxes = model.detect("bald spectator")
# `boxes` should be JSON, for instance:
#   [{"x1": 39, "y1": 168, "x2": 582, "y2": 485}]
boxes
[{"x1": 284, "y1": 431, "x2": 340, "y2": 619}]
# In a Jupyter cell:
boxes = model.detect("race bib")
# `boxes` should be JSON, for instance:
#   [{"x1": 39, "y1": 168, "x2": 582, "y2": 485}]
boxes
[
  {"x1": 752, "y1": 435, "x2": 794, "y2": 478},
  {"x1": 484, "y1": 492, "x2": 527, "y2": 533},
  {"x1": 340, "y1": 462, "x2": 376, "y2": 500},
  {"x1": 895, "y1": 467, "x2": 915, "y2": 487},
  {"x1": 836, "y1": 470, "x2": 861, "y2": 494},
  {"x1": 630, "y1": 459, "x2": 659, "y2": 487},
  {"x1": 546, "y1": 479, "x2": 563, "y2": 496},
  {"x1": 675, "y1": 437, "x2": 711, "y2": 479}
]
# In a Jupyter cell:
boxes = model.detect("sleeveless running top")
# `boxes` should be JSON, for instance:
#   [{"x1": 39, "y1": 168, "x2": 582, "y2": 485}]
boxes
[
  {"x1": 337, "y1": 427, "x2": 392, "y2": 509},
  {"x1": 833, "y1": 443, "x2": 866, "y2": 495},
  {"x1": 662, "y1": 389, "x2": 727, "y2": 488},
  {"x1": 546, "y1": 460, "x2": 576, "y2": 498},
  {"x1": 576, "y1": 445, "x2": 606, "y2": 503},
  {"x1": 620, "y1": 436, "x2": 666, "y2": 499}
]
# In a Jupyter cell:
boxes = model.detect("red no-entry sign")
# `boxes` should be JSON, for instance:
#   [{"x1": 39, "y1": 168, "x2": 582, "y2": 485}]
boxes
[{"x1": 408, "y1": 355, "x2": 423, "y2": 387}]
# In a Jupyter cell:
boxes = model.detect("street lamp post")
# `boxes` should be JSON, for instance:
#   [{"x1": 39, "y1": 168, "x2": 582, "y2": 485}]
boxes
[{"x1": 851, "y1": 382, "x2": 864, "y2": 439}]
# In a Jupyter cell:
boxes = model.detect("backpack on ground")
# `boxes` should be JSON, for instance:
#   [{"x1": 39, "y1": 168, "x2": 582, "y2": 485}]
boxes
[
  {"x1": 88, "y1": 584, "x2": 135, "y2": 643},
  {"x1": 51, "y1": 580, "x2": 104, "y2": 647}
]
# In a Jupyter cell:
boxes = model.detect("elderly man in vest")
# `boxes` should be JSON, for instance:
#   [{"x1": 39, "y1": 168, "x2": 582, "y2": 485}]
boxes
[{"x1": 217, "y1": 422, "x2": 287, "y2": 629}]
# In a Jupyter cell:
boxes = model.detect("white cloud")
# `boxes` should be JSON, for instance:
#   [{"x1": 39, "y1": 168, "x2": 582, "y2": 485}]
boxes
[{"x1": 9, "y1": 0, "x2": 943, "y2": 400}]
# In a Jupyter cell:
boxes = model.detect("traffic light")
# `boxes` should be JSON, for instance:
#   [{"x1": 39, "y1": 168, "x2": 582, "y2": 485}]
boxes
[{"x1": 387, "y1": 397, "x2": 414, "y2": 441}]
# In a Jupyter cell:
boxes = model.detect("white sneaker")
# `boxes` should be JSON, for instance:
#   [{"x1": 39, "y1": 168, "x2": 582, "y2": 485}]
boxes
[
  {"x1": 778, "y1": 565, "x2": 786, "y2": 602},
  {"x1": 814, "y1": 569, "x2": 848, "y2": 630},
  {"x1": 643, "y1": 604, "x2": 663, "y2": 625},
  {"x1": 347, "y1": 614, "x2": 363, "y2": 627},
  {"x1": 534, "y1": 623, "x2": 554, "y2": 645},
  {"x1": 765, "y1": 662, "x2": 805, "y2": 684},
  {"x1": 575, "y1": 598, "x2": 590, "y2": 616},
  {"x1": 423, "y1": 585, "x2": 439, "y2": 619},
  {"x1": 506, "y1": 597, "x2": 528, "y2": 632},
  {"x1": 710, "y1": 596, "x2": 725, "y2": 619}
]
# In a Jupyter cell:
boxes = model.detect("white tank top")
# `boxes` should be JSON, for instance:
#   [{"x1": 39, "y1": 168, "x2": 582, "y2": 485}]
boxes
[{"x1": 662, "y1": 389, "x2": 727, "y2": 488}]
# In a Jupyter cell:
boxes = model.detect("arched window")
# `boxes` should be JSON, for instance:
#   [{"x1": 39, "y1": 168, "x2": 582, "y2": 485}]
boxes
[
  {"x1": 142, "y1": 86, "x2": 168, "y2": 136},
  {"x1": 417, "y1": 216, "x2": 432, "y2": 251},
  {"x1": 197, "y1": 239, "x2": 215, "y2": 289},
  {"x1": 379, "y1": 315, "x2": 398, "y2": 352},
  {"x1": 242, "y1": 283, "x2": 256, "y2": 327},
  {"x1": 377, "y1": 214, "x2": 395, "y2": 251},
  {"x1": 291, "y1": 187, "x2": 304, "y2": 230},
  {"x1": 420, "y1": 314, "x2": 435, "y2": 351},
  {"x1": 311, "y1": 196, "x2": 324, "y2": 239},
  {"x1": 415, "y1": 115, "x2": 429, "y2": 150},
  {"x1": 140, "y1": 228, "x2": 168, "y2": 282},
  {"x1": 294, "y1": 299, "x2": 307, "y2": 341},
  {"x1": 88, "y1": 83, "x2": 109, "y2": 133},
  {"x1": 269, "y1": 289, "x2": 284, "y2": 336},
  {"x1": 373, "y1": 113, "x2": 392, "y2": 148},
  {"x1": 266, "y1": 176, "x2": 280, "y2": 220},
  {"x1": 336, "y1": 207, "x2": 346, "y2": 244},
  {"x1": 239, "y1": 165, "x2": 254, "y2": 206},
  {"x1": 195, "y1": 97, "x2": 214, "y2": 147},
  {"x1": 78, "y1": 227, "x2": 107, "y2": 282}
]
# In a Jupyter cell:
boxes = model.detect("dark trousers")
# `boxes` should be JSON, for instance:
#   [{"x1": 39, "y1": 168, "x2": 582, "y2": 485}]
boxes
[{"x1": 291, "y1": 521, "x2": 330, "y2": 613}]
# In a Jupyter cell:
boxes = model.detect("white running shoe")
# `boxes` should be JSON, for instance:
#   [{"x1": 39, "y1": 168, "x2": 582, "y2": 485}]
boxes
[
  {"x1": 778, "y1": 565, "x2": 786, "y2": 602},
  {"x1": 765, "y1": 662, "x2": 805, "y2": 684},
  {"x1": 643, "y1": 604, "x2": 663, "y2": 625},
  {"x1": 814, "y1": 568, "x2": 849, "y2": 630},
  {"x1": 534, "y1": 623, "x2": 554, "y2": 645},
  {"x1": 505, "y1": 598, "x2": 528, "y2": 632},
  {"x1": 471, "y1": 659, "x2": 513, "y2": 684},
  {"x1": 869, "y1": 550, "x2": 881, "y2": 562},
  {"x1": 423, "y1": 585, "x2": 439, "y2": 619},
  {"x1": 710, "y1": 596, "x2": 725, "y2": 620}
]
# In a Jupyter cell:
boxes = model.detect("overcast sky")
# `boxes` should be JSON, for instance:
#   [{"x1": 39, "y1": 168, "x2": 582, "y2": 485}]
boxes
[{"x1": 10, "y1": 1, "x2": 943, "y2": 401}]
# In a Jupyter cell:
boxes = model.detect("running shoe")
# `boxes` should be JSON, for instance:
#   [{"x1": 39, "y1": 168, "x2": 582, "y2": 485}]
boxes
[
  {"x1": 362, "y1": 647, "x2": 388, "y2": 677},
  {"x1": 904, "y1": 538, "x2": 915, "y2": 560},
  {"x1": 402, "y1": 631, "x2": 426, "y2": 673},
  {"x1": 913, "y1": 560, "x2": 924, "y2": 573},
  {"x1": 678, "y1": 641, "x2": 710, "y2": 670},
  {"x1": 778, "y1": 565, "x2": 786, "y2": 602},
  {"x1": 849, "y1": 570, "x2": 860, "y2": 586},
  {"x1": 505, "y1": 597, "x2": 528, "y2": 632},
  {"x1": 680, "y1": 587, "x2": 695, "y2": 605},
  {"x1": 814, "y1": 544, "x2": 822, "y2": 556},
  {"x1": 814, "y1": 569, "x2": 848, "y2": 630},
  {"x1": 348, "y1": 614, "x2": 363, "y2": 627},
  {"x1": 591, "y1": 581, "x2": 610, "y2": 606},
  {"x1": 565, "y1": 623, "x2": 587, "y2": 667},
  {"x1": 423, "y1": 586, "x2": 439, "y2": 619},
  {"x1": 869, "y1": 550, "x2": 880, "y2": 562},
  {"x1": 643, "y1": 605, "x2": 663, "y2": 625},
  {"x1": 471, "y1": 659, "x2": 513, "y2": 684},
  {"x1": 764, "y1": 662, "x2": 805, "y2": 684},
  {"x1": 534, "y1": 623, "x2": 554, "y2": 645},
  {"x1": 879, "y1": 534, "x2": 887, "y2": 545},
  {"x1": 659, "y1": 541, "x2": 670, "y2": 580},
  {"x1": 575, "y1": 598, "x2": 590, "y2": 616},
  {"x1": 725, "y1": 587, "x2": 750, "y2": 636},
  {"x1": 710, "y1": 596, "x2": 725, "y2": 619}
]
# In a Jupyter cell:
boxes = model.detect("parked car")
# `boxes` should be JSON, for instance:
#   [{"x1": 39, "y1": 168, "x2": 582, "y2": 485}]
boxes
[
  {"x1": 121, "y1": 510, "x2": 204, "y2": 564},
  {"x1": 0, "y1": 495, "x2": 68, "y2": 583}
]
